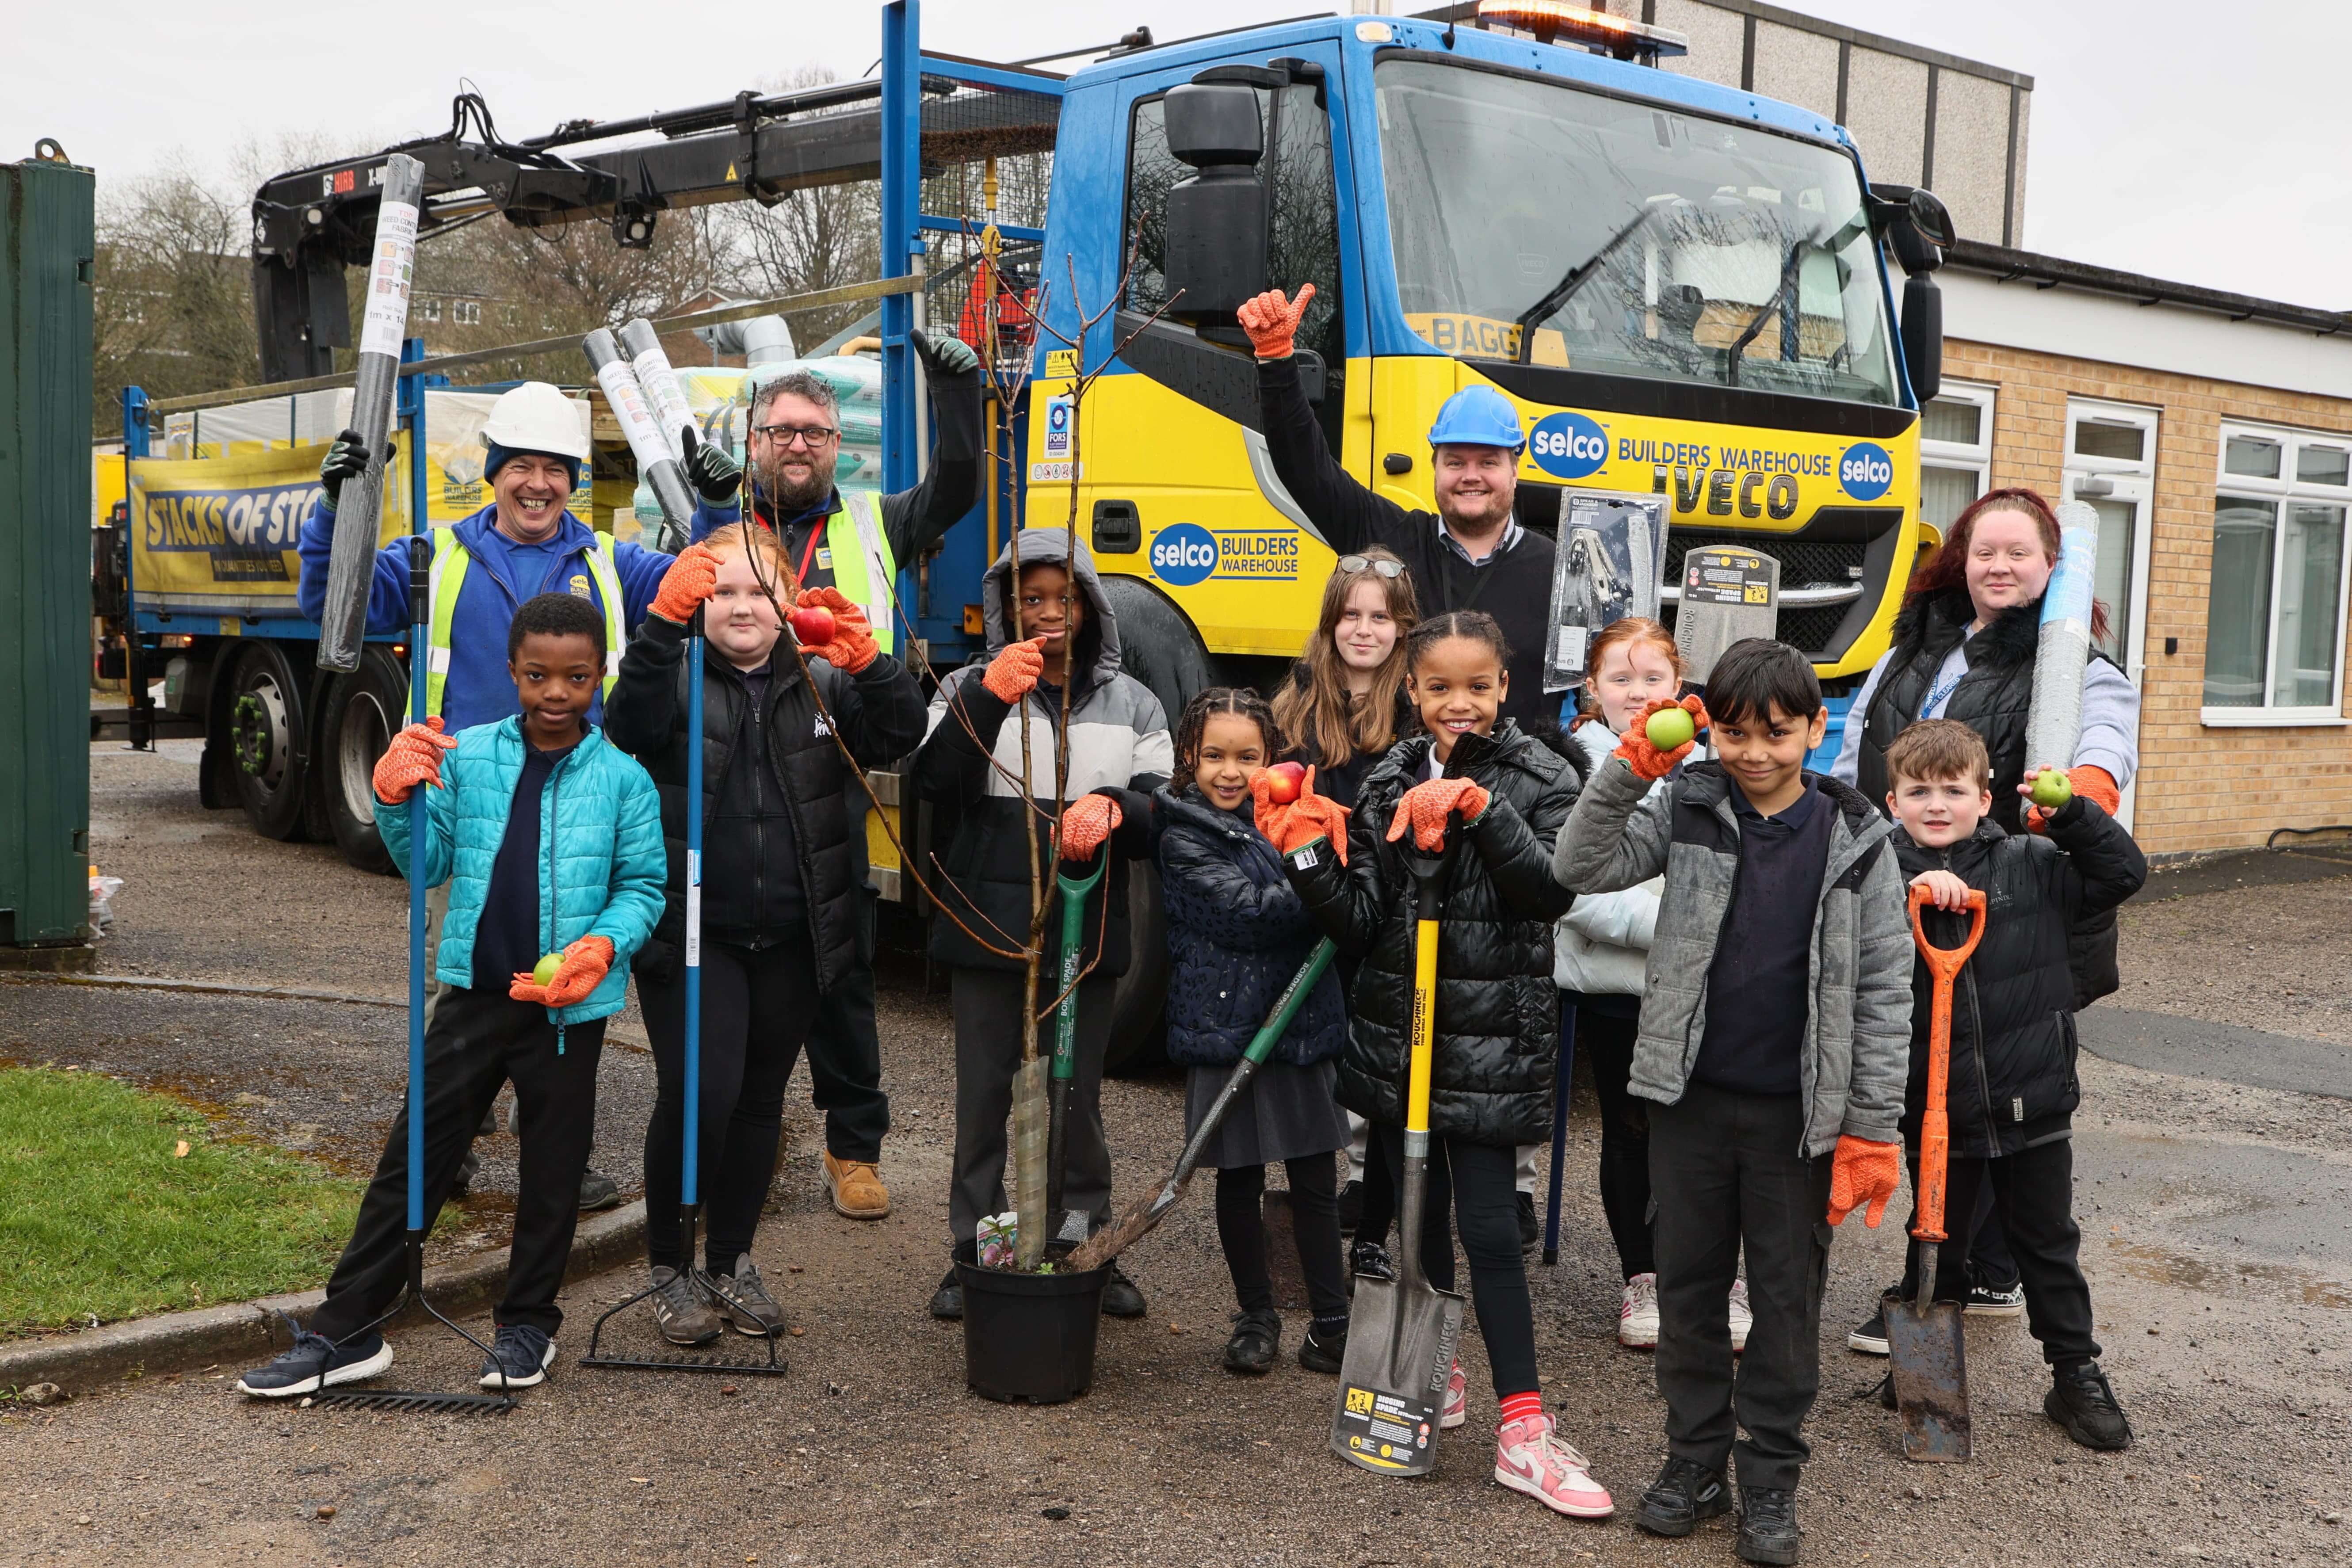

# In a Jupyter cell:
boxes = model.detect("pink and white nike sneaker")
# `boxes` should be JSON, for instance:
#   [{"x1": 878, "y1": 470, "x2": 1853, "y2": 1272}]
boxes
[
  {"x1": 1440, "y1": 1360, "x2": 1467, "y2": 1429},
  {"x1": 1494, "y1": 1413, "x2": 1615, "y2": 1518}
]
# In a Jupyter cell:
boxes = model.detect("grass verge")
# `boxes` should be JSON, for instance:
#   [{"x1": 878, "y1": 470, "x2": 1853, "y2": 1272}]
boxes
[{"x1": 0, "y1": 1065, "x2": 359, "y2": 1336}]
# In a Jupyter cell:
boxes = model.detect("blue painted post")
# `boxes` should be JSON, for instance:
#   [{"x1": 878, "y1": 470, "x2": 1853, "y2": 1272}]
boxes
[
  {"x1": 398, "y1": 336, "x2": 430, "y2": 1234},
  {"x1": 880, "y1": 0, "x2": 920, "y2": 495}
]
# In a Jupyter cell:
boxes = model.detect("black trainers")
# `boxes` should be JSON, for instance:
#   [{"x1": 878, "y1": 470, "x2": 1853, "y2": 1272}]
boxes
[
  {"x1": 928, "y1": 1266, "x2": 963, "y2": 1320},
  {"x1": 1101, "y1": 1262, "x2": 1148, "y2": 1319},
  {"x1": 578, "y1": 1167, "x2": 622, "y2": 1213},
  {"x1": 234, "y1": 1322, "x2": 392, "y2": 1398},
  {"x1": 1350, "y1": 1239, "x2": 1396, "y2": 1290},
  {"x1": 1298, "y1": 1320, "x2": 1346, "y2": 1374},
  {"x1": 1847, "y1": 1299, "x2": 1892, "y2": 1356},
  {"x1": 1635, "y1": 1455, "x2": 1731, "y2": 1537},
  {"x1": 1337, "y1": 1179, "x2": 1363, "y2": 1235},
  {"x1": 1737, "y1": 1486, "x2": 1801, "y2": 1564},
  {"x1": 1966, "y1": 1278, "x2": 2027, "y2": 1316},
  {"x1": 1223, "y1": 1308, "x2": 1281, "y2": 1375},
  {"x1": 2046, "y1": 1360, "x2": 2133, "y2": 1450},
  {"x1": 477, "y1": 1323, "x2": 556, "y2": 1389}
]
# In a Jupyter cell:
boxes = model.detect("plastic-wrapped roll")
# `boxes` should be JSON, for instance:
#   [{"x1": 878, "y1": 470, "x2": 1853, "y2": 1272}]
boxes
[
  {"x1": 617, "y1": 318, "x2": 696, "y2": 459},
  {"x1": 582, "y1": 327, "x2": 695, "y2": 551},
  {"x1": 1011, "y1": 1057, "x2": 1050, "y2": 1271},
  {"x1": 317, "y1": 153, "x2": 425, "y2": 672},
  {"x1": 2026, "y1": 501, "x2": 2101, "y2": 770}
]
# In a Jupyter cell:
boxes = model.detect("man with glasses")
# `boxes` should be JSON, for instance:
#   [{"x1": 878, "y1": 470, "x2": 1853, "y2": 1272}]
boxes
[{"x1": 679, "y1": 329, "x2": 983, "y2": 1223}]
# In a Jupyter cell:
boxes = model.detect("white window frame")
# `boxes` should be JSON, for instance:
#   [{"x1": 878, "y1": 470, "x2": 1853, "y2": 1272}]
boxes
[
  {"x1": 2062, "y1": 399, "x2": 2160, "y2": 829},
  {"x1": 452, "y1": 299, "x2": 482, "y2": 327},
  {"x1": 2201, "y1": 418, "x2": 2352, "y2": 728},
  {"x1": 1918, "y1": 380, "x2": 1995, "y2": 536},
  {"x1": 419, "y1": 298, "x2": 442, "y2": 323}
]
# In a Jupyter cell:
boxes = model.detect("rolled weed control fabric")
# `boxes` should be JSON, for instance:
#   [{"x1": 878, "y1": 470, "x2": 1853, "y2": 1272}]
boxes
[{"x1": 583, "y1": 327, "x2": 695, "y2": 549}]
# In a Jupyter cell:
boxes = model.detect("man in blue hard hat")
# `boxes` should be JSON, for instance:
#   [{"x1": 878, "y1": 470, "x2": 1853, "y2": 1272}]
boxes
[{"x1": 1241, "y1": 284, "x2": 1559, "y2": 729}]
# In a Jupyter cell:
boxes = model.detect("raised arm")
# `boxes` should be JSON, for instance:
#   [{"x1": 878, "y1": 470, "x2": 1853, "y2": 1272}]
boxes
[{"x1": 1554, "y1": 757, "x2": 1674, "y2": 895}]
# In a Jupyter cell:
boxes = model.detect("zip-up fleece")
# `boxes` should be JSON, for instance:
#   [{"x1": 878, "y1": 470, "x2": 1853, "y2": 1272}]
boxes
[
  {"x1": 1554, "y1": 757, "x2": 1913, "y2": 1157},
  {"x1": 1891, "y1": 798, "x2": 2146, "y2": 1157},
  {"x1": 376, "y1": 717, "x2": 665, "y2": 1024}
]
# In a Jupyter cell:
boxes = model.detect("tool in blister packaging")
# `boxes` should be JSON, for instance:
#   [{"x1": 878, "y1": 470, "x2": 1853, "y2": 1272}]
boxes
[
  {"x1": 1069, "y1": 939, "x2": 1337, "y2": 1273},
  {"x1": 1884, "y1": 883, "x2": 1986, "y2": 1462},
  {"x1": 1331, "y1": 824, "x2": 1465, "y2": 1478}
]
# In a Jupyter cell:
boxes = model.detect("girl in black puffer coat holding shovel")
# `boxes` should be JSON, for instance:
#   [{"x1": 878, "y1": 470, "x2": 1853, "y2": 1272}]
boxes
[{"x1": 1259, "y1": 611, "x2": 1613, "y2": 1523}]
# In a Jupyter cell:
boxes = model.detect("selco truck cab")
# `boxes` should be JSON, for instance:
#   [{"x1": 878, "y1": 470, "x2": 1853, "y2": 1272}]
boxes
[{"x1": 1024, "y1": 7, "x2": 1953, "y2": 685}]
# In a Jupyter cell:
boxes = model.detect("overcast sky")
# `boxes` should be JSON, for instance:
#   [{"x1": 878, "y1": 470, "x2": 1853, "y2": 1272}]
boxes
[{"x1": 11, "y1": 1, "x2": 2345, "y2": 309}]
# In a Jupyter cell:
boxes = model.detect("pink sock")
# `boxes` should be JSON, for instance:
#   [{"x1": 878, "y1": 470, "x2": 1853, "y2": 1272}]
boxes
[{"x1": 1498, "y1": 1389, "x2": 1543, "y2": 1429}]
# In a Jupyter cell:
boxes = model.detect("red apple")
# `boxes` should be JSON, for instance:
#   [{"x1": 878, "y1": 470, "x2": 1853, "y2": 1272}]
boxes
[
  {"x1": 788, "y1": 606, "x2": 836, "y2": 645},
  {"x1": 1264, "y1": 761, "x2": 1307, "y2": 804}
]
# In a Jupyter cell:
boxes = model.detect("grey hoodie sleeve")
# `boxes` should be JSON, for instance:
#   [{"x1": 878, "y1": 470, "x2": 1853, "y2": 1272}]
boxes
[
  {"x1": 1841, "y1": 839, "x2": 1917, "y2": 1145},
  {"x1": 1829, "y1": 652, "x2": 1891, "y2": 785},
  {"x1": 1554, "y1": 755, "x2": 1673, "y2": 895}
]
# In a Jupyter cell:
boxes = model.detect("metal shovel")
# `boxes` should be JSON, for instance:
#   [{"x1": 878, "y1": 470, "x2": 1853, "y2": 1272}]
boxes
[
  {"x1": 1884, "y1": 883, "x2": 1987, "y2": 1462},
  {"x1": 1331, "y1": 830, "x2": 1464, "y2": 1477}
]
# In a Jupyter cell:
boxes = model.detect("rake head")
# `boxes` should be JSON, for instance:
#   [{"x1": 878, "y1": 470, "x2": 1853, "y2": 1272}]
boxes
[
  {"x1": 578, "y1": 1346, "x2": 789, "y2": 1377},
  {"x1": 301, "y1": 1388, "x2": 517, "y2": 1415}
]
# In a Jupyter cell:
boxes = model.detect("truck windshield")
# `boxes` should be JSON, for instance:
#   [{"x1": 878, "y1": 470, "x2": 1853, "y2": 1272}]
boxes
[{"x1": 1376, "y1": 57, "x2": 1901, "y2": 406}]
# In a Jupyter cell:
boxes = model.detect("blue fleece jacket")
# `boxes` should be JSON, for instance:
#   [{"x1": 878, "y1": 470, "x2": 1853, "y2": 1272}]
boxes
[
  {"x1": 296, "y1": 501, "x2": 675, "y2": 732},
  {"x1": 375, "y1": 717, "x2": 665, "y2": 1025}
]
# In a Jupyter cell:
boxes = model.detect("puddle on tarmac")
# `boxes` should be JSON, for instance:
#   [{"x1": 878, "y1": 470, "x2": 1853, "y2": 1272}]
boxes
[{"x1": 2109, "y1": 1240, "x2": 2352, "y2": 1309}]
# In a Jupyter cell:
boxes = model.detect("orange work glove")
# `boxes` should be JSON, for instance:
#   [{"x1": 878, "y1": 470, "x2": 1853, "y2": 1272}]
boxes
[
  {"x1": 2025, "y1": 763, "x2": 2120, "y2": 832},
  {"x1": 1251, "y1": 764, "x2": 1351, "y2": 866},
  {"x1": 1385, "y1": 776, "x2": 1491, "y2": 852},
  {"x1": 794, "y1": 586, "x2": 878, "y2": 674},
  {"x1": 980, "y1": 636, "x2": 1047, "y2": 703},
  {"x1": 372, "y1": 717, "x2": 457, "y2": 804},
  {"x1": 650, "y1": 542, "x2": 723, "y2": 625},
  {"x1": 1825, "y1": 1135, "x2": 1902, "y2": 1227},
  {"x1": 1237, "y1": 283, "x2": 1316, "y2": 361},
  {"x1": 1058, "y1": 792, "x2": 1123, "y2": 862},
  {"x1": 1614, "y1": 694, "x2": 1709, "y2": 782},
  {"x1": 509, "y1": 934, "x2": 615, "y2": 1008}
]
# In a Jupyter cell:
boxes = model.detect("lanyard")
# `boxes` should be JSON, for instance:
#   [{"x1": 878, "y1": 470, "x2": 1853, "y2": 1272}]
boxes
[
  {"x1": 1921, "y1": 656, "x2": 1968, "y2": 717},
  {"x1": 796, "y1": 521, "x2": 825, "y2": 587}
]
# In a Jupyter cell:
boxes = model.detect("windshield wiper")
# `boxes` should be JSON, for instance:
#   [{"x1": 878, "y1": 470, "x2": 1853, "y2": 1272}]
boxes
[{"x1": 1511, "y1": 201, "x2": 1671, "y2": 364}]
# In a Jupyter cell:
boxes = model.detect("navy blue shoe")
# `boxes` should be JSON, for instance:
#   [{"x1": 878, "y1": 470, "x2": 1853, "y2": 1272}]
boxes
[
  {"x1": 235, "y1": 1322, "x2": 393, "y2": 1399},
  {"x1": 477, "y1": 1323, "x2": 556, "y2": 1389}
]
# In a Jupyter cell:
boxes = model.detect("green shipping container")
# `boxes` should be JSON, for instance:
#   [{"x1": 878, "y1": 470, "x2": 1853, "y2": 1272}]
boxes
[{"x1": 0, "y1": 153, "x2": 95, "y2": 949}]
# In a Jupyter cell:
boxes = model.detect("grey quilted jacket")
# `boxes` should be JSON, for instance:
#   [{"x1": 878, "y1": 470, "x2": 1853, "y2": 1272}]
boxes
[{"x1": 1553, "y1": 756, "x2": 1913, "y2": 1157}]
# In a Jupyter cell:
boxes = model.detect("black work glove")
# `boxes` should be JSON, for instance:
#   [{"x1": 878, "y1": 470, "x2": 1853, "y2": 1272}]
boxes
[
  {"x1": 910, "y1": 327, "x2": 980, "y2": 380},
  {"x1": 680, "y1": 425, "x2": 742, "y2": 507},
  {"x1": 318, "y1": 427, "x2": 394, "y2": 512}
]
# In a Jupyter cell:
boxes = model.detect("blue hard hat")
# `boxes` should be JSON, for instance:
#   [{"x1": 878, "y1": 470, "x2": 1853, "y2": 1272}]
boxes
[{"x1": 1427, "y1": 385, "x2": 1526, "y2": 452}]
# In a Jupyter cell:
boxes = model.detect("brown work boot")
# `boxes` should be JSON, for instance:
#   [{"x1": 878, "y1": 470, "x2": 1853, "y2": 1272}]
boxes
[{"x1": 822, "y1": 1151, "x2": 891, "y2": 1219}]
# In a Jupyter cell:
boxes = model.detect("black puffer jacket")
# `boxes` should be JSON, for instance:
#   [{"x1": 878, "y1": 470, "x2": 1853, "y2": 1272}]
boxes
[
  {"x1": 603, "y1": 613, "x2": 926, "y2": 992},
  {"x1": 1155, "y1": 787, "x2": 1347, "y2": 1069},
  {"x1": 1286, "y1": 722, "x2": 1584, "y2": 1146},
  {"x1": 1893, "y1": 797, "x2": 2146, "y2": 1157},
  {"x1": 1280, "y1": 661, "x2": 1419, "y2": 814}
]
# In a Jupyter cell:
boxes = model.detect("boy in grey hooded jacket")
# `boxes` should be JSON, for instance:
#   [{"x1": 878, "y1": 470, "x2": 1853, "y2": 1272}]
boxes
[{"x1": 1554, "y1": 638, "x2": 1911, "y2": 1564}]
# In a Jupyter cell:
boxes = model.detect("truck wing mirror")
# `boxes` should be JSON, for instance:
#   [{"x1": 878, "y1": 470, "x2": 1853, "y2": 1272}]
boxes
[
  {"x1": 1907, "y1": 187, "x2": 1957, "y2": 252},
  {"x1": 1162, "y1": 83, "x2": 1268, "y2": 328},
  {"x1": 1901, "y1": 271, "x2": 1943, "y2": 404}
]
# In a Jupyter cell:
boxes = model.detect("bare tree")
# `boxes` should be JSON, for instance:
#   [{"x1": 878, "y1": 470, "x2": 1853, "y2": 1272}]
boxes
[{"x1": 92, "y1": 161, "x2": 256, "y2": 428}]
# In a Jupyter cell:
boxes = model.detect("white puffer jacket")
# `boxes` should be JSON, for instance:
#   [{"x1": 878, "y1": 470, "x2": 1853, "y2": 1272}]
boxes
[{"x1": 1553, "y1": 719, "x2": 1664, "y2": 996}]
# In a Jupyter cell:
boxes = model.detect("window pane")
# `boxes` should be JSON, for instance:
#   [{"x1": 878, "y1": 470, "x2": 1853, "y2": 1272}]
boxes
[
  {"x1": 2271, "y1": 504, "x2": 2345, "y2": 708},
  {"x1": 2203, "y1": 497, "x2": 2276, "y2": 707},
  {"x1": 2074, "y1": 420, "x2": 2144, "y2": 463},
  {"x1": 2224, "y1": 435, "x2": 2281, "y2": 478},
  {"x1": 2089, "y1": 497, "x2": 2135, "y2": 665},
  {"x1": 2297, "y1": 445, "x2": 2350, "y2": 486},
  {"x1": 1920, "y1": 464, "x2": 1980, "y2": 533},
  {"x1": 1921, "y1": 396, "x2": 1982, "y2": 448}
]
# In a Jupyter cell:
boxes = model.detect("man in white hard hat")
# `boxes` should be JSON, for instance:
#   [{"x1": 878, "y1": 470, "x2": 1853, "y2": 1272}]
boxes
[{"x1": 298, "y1": 380, "x2": 677, "y2": 1212}]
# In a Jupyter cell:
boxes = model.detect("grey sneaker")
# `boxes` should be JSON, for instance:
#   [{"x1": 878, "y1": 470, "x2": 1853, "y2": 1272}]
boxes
[
  {"x1": 649, "y1": 1265, "x2": 721, "y2": 1347},
  {"x1": 578, "y1": 1167, "x2": 622, "y2": 1213},
  {"x1": 705, "y1": 1255, "x2": 786, "y2": 1337}
]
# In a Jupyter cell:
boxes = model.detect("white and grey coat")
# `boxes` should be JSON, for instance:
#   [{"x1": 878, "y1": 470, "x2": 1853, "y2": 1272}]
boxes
[{"x1": 1554, "y1": 756, "x2": 1914, "y2": 1157}]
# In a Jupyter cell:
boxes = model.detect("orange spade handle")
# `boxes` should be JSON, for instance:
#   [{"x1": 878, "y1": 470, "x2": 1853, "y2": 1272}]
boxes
[{"x1": 1905, "y1": 884, "x2": 1986, "y2": 1246}]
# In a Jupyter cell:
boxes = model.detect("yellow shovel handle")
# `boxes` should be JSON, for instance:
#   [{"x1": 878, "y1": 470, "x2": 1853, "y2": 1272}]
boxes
[{"x1": 1405, "y1": 916, "x2": 1439, "y2": 1137}]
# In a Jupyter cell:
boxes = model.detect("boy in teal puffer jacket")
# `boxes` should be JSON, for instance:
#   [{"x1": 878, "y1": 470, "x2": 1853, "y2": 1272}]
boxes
[{"x1": 237, "y1": 594, "x2": 664, "y2": 1399}]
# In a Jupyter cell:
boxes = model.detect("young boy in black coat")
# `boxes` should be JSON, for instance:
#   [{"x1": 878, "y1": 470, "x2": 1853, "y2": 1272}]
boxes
[{"x1": 1871, "y1": 719, "x2": 2147, "y2": 1451}]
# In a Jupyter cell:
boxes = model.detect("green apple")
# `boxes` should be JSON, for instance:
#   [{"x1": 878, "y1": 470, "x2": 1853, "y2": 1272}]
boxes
[
  {"x1": 532, "y1": 952, "x2": 563, "y2": 987},
  {"x1": 1645, "y1": 706, "x2": 1696, "y2": 752},
  {"x1": 2030, "y1": 769, "x2": 2073, "y2": 810}
]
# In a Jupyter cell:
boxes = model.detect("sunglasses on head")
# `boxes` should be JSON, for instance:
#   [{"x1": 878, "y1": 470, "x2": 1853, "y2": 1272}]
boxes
[{"x1": 1337, "y1": 555, "x2": 1406, "y2": 579}]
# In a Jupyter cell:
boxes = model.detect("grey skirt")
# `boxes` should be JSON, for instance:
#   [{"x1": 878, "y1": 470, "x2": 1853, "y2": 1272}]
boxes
[{"x1": 1183, "y1": 1058, "x2": 1349, "y2": 1170}]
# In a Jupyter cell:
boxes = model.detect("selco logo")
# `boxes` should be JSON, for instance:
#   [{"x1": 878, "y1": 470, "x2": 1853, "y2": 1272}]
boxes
[
  {"x1": 1839, "y1": 442, "x2": 1895, "y2": 501},
  {"x1": 1149, "y1": 523, "x2": 1220, "y2": 587},
  {"x1": 1528, "y1": 412, "x2": 1609, "y2": 481}
]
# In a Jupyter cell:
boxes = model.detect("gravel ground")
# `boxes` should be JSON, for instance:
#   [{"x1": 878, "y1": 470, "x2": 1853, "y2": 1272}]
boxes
[
  {"x1": 4, "y1": 746, "x2": 2347, "y2": 1566},
  {"x1": 2118, "y1": 873, "x2": 2352, "y2": 1046}
]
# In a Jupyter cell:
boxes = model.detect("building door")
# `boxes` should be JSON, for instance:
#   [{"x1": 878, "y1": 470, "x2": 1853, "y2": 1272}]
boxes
[{"x1": 2063, "y1": 400, "x2": 2159, "y2": 830}]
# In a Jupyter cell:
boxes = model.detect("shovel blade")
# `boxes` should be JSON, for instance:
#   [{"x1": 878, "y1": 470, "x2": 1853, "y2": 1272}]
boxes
[
  {"x1": 1883, "y1": 1289, "x2": 1972, "y2": 1462},
  {"x1": 1329, "y1": 1275, "x2": 1465, "y2": 1477}
]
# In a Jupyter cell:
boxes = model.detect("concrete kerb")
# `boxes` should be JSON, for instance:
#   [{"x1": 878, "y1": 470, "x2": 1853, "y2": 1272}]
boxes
[{"x1": 0, "y1": 1201, "x2": 646, "y2": 1397}]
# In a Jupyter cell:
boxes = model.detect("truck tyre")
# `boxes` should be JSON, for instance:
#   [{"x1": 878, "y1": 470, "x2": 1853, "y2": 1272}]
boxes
[
  {"x1": 1092, "y1": 578, "x2": 1213, "y2": 1077},
  {"x1": 222, "y1": 641, "x2": 313, "y2": 842},
  {"x1": 320, "y1": 646, "x2": 407, "y2": 874}
]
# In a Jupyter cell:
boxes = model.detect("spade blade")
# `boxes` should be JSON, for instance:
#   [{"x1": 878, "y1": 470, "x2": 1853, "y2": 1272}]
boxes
[
  {"x1": 1883, "y1": 1288, "x2": 1972, "y2": 1462},
  {"x1": 1328, "y1": 1272, "x2": 1464, "y2": 1477}
]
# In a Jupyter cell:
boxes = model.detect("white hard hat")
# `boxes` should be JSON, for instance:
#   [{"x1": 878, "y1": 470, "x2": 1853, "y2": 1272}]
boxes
[{"x1": 478, "y1": 381, "x2": 590, "y2": 462}]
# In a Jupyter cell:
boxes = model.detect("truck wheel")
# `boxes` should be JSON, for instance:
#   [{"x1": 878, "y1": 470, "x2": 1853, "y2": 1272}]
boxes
[
  {"x1": 1096, "y1": 576, "x2": 1213, "y2": 736},
  {"x1": 320, "y1": 647, "x2": 407, "y2": 874},
  {"x1": 1103, "y1": 862, "x2": 1169, "y2": 1077},
  {"x1": 223, "y1": 641, "x2": 312, "y2": 842}
]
